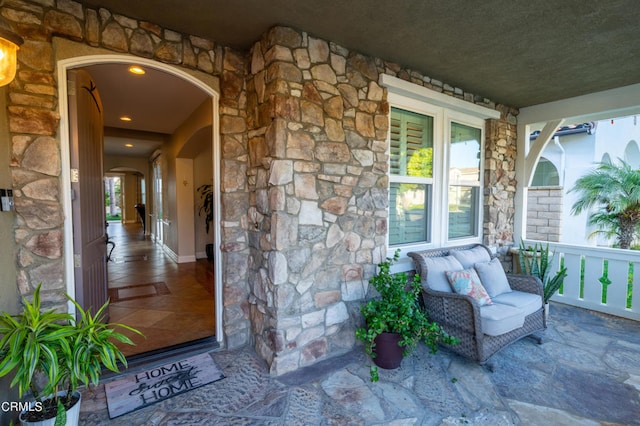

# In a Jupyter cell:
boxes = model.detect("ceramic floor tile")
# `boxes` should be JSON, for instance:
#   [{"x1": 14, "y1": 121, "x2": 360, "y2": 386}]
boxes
[
  {"x1": 108, "y1": 305, "x2": 138, "y2": 321},
  {"x1": 117, "y1": 309, "x2": 173, "y2": 328},
  {"x1": 107, "y1": 222, "x2": 215, "y2": 356}
]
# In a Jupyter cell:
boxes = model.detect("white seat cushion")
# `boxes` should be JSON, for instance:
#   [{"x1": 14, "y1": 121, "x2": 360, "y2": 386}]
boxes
[
  {"x1": 480, "y1": 303, "x2": 525, "y2": 336},
  {"x1": 491, "y1": 291, "x2": 542, "y2": 317}
]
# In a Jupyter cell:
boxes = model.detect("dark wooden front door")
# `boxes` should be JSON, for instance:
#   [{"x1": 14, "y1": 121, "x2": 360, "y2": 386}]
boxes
[{"x1": 68, "y1": 69, "x2": 108, "y2": 316}]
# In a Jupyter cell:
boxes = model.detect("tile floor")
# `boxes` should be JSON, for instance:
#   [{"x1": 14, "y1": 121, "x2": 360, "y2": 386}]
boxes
[{"x1": 106, "y1": 222, "x2": 216, "y2": 356}]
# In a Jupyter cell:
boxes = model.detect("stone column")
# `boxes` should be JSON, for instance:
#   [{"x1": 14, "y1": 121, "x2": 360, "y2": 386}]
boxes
[
  {"x1": 484, "y1": 105, "x2": 519, "y2": 268},
  {"x1": 246, "y1": 27, "x2": 389, "y2": 374}
]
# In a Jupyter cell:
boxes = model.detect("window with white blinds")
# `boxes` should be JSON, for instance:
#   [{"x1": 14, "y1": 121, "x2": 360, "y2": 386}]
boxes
[
  {"x1": 389, "y1": 108, "x2": 433, "y2": 245},
  {"x1": 386, "y1": 96, "x2": 488, "y2": 249},
  {"x1": 381, "y1": 74, "x2": 500, "y2": 264}
]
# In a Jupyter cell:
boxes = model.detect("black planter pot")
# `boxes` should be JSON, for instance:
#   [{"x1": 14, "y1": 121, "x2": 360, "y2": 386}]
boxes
[
  {"x1": 205, "y1": 243, "x2": 214, "y2": 261},
  {"x1": 373, "y1": 332, "x2": 404, "y2": 369}
]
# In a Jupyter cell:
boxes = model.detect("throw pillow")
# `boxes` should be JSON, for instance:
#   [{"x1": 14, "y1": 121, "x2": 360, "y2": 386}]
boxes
[
  {"x1": 474, "y1": 258, "x2": 512, "y2": 297},
  {"x1": 451, "y1": 245, "x2": 491, "y2": 268},
  {"x1": 445, "y1": 268, "x2": 493, "y2": 306}
]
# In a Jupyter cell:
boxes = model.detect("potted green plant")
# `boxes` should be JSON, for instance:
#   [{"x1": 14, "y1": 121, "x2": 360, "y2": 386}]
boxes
[
  {"x1": 517, "y1": 241, "x2": 568, "y2": 318},
  {"x1": 197, "y1": 183, "x2": 214, "y2": 260},
  {"x1": 355, "y1": 250, "x2": 458, "y2": 381},
  {"x1": 0, "y1": 284, "x2": 141, "y2": 425}
]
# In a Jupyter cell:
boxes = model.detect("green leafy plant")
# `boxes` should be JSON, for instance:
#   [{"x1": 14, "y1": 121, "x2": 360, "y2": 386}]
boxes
[
  {"x1": 518, "y1": 241, "x2": 568, "y2": 303},
  {"x1": 569, "y1": 159, "x2": 640, "y2": 249},
  {"x1": 197, "y1": 184, "x2": 214, "y2": 234},
  {"x1": 0, "y1": 284, "x2": 142, "y2": 423},
  {"x1": 356, "y1": 249, "x2": 458, "y2": 381}
]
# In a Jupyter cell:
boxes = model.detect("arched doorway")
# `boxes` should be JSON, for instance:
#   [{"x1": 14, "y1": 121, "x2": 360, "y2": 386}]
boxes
[{"x1": 57, "y1": 53, "x2": 223, "y2": 354}]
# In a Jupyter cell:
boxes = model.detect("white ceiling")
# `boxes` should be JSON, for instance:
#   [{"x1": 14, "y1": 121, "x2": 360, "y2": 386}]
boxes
[{"x1": 83, "y1": 63, "x2": 209, "y2": 158}]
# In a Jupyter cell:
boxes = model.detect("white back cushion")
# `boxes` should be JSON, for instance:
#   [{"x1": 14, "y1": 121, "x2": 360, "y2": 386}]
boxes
[
  {"x1": 451, "y1": 245, "x2": 491, "y2": 268},
  {"x1": 423, "y1": 255, "x2": 464, "y2": 292}
]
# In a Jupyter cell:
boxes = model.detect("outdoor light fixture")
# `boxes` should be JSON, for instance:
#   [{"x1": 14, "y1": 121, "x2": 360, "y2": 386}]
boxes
[{"x1": 0, "y1": 7, "x2": 23, "y2": 87}]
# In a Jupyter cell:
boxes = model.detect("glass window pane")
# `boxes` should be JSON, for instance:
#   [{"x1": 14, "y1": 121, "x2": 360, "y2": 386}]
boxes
[
  {"x1": 390, "y1": 108, "x2": 433, "y2": 178},
  {"x1": 532, "y1": 158, "x2": 560, "y2": 186},
  {"x1": 389, "y1": 182, "x2": 430, "y2": 245},
  {"x1": 448, "y1": 185, "x2": 478, "y2": 239},
  {"x1": 450, "y1": 122, "x2": 481, "y2": 184}
]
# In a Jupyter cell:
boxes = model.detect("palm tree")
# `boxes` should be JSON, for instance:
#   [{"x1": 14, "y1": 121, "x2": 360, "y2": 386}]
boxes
[{"x1": 569, "y1": 159, "x2": 640, "y2": 249}]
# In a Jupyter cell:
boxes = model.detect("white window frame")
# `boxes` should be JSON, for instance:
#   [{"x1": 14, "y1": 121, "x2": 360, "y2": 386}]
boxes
[
  {"x1": 388, "y1": 103, "x2": 442, "y2": 246},
  {"x1": 380, "y1": 75, "x2": 500, "y2": 270}
]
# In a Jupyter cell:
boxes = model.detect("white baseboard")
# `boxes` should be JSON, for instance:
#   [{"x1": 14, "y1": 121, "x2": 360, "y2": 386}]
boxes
[
  {"x1": 162, "y1": 244, "x2": 196, "y2": 263},
  {"x1": 178, "y1": 254, "x2": 197, "y2": 263},
  {"x1": 162, "y1": 244, "x2": 178, "y2": 262}
]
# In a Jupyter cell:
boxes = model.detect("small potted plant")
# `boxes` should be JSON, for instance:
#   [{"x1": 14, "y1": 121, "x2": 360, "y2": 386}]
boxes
[
  {"x1": 0, "y1": 284, "x2": 142, "y2": 425},
  {"x1": 197, "y1": 183, "x2": 214, "y2": 260},
  {"x1": 517, "y1": 241, "x2": 568, "y2": 318},
  {"x1": 355, "y1": 249, "x2": 458, "y2": 381}
]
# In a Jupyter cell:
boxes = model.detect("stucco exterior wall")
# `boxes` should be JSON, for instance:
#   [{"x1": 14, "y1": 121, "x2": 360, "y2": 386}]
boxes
[{"x1": 0, "y1": 83, "x2": 21, "y2": 426}]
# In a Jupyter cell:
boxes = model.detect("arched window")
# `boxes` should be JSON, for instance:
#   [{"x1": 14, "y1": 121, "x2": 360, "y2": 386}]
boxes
[{"x1": 531, "y1": 157, "x2": 560, "y2": 187}]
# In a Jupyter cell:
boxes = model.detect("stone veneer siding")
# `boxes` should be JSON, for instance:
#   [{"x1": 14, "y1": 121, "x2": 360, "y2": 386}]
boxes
[
  {"x1": 4, "y1": 0, "x2": 251, "y2": 349},
  {"x1": 526, "y1": 187, "x2": 563, "y2": 242},
  {"x1": 4, "y1": 0, "x2": 518, "y2": 375},
  {"x1": 484, "y1": 107, "x2": 519, "y2": 270},
  {"x1": 242, "y1": 27, "x2": 519, "y2": 374}
]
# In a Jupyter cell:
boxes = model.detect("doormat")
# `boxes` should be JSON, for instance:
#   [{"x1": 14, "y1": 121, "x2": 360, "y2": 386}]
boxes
[
  {"x1": 104, "y1": 352, "x2": 225, "y2": 418},
  {"x1": 113, "y1": 254, "x2": 148, "y2": 263},
  {"x1": 108, "y1": 282, "x2": 170, "y2": 302}
]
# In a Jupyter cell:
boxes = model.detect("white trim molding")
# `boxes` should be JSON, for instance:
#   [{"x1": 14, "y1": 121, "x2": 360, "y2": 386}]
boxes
[
  {"x1": 380, "y1": 74, "x2": 501, "y2": 120},
  {"x1": 381, "y1": 74, "x2": 499, "y2": 271},
  {"x1": 519, "y1": 83, "x2": 640, "y2": 128}
]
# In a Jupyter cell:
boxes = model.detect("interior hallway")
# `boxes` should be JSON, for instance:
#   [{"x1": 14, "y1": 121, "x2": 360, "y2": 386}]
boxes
[{"x1": 106, "y1": 222, "x2": 215, "y2": 356}]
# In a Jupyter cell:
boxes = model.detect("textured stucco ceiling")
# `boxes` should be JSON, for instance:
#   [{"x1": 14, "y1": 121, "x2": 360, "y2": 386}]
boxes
[{"x1": 77, "y1": 0, "x2": 640, "y2": 108}]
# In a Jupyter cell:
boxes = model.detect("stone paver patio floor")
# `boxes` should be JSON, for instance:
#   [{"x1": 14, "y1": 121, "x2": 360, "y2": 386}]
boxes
[{"x1": 80, "y1": 303, "x2": 640, "y2": 425}]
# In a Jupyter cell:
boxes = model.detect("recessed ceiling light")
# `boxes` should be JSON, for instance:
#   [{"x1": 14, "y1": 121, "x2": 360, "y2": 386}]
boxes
[
  {"x1": 125, "y1": 143, "x2": 133, "y2": 148},
  {"x1": 120, "y1": 116, "x2": 132, "y2": 122},
  {"x1": 128, "y1": 65, "x2": 145, "y2": 75}
]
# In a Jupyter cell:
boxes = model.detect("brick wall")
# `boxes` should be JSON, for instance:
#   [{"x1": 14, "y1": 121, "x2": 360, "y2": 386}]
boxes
[{"x1": 527, "y1": 187, "x2": 563, "y2": 242}]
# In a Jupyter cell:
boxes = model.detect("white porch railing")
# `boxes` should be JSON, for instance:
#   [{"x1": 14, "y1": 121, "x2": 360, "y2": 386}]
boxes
[{"x1": 523, "y1": 240, "x2": 640, "y2": 321}]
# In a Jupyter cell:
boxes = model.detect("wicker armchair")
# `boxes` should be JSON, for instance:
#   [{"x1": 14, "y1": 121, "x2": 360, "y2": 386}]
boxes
[{"x1": 408, "y1": 244, "x2": 546, "y2": 368}]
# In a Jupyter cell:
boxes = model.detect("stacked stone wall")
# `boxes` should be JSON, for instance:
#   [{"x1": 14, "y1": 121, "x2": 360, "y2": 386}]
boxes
[
  {"x1": 4, "y1": 0, "x2": 251, "y2": 348},
  {"x1": 3, "y1": 0, "x2": 519, "y2": 375},
  {"x1": 244, "y1": 26, "x2": 518, "y2": 374},
  {"x1": 484, "y1": 105, "x2": 519, "y2": 269},
  {"x1": 245, "y1": 28, "x2": 389, "y2": 374}
]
